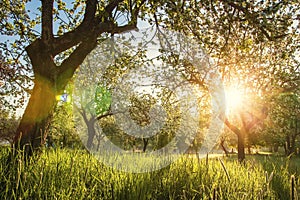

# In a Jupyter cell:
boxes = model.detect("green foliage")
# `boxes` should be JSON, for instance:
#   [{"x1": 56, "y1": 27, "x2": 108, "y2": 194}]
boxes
[
  {"x1": 48, "y1": 101, "x2": 82, "y2": 149},
  {"x1": 100, "y1": 93, "x2": 181, "y2": 151},
  {"x1": 1, "y1": 148, "x2": 299, "y2": 199},
  {"x1": 0, "y1": 0, "x2": 36, "y2": 109},
  {"x1": 94, "y1": 85, "x2": 112, "y2": 116},
  {"x1": 0, "y1": 108, "x2": 19, "y2": 143},
  {"x1": 261, "y1": 93, "x2": 300, "y2": 153},
  {"x1": 129, "y1": 94, "x2": 156, "y2": 127},
  {"x1": 270, "y1": 93, "x2": 300, "y2": 133}
]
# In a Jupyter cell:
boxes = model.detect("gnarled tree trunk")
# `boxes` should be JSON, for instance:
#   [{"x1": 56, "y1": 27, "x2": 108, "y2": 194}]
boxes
[{"x1": 13, "y1": 75, "x2": 57, "y2": 156}]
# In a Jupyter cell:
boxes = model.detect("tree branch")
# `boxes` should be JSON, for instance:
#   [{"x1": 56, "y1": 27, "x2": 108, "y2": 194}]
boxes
[
  {"x1": 82, "y1": 0, "x2": 97, "y2": 26},
  {"x1": 41, "y1": 0, "x2": 54, "y2": 42},
  {"x1": 96, "y1": 111, "x2": 113, "y2": 120},
  {"x1": 53, "y1": 0, "x2": 143, "y2": 87},
  {"x1": 224, "y1": 117, "x2": 242, "y2": 136},
  {"x1": 221, "y1": 0, "x2": 288, "y2": 41},
  {"x1": 56, "y1": 37, "x2": 98, "y2": 89},
  {"x1": 107, "y1": 23, "x2": 138, "y2": 34},
  {"x1": 52, "y1": 29, "x2": 89, "y2": 56},
  {"x1": 132, "y1": 0, "x2": 147, "y2": 23},
  {"x1": 51, "y1": 0, "x2": 126, "y2": 56},
  {"x1": 240, "y1": 107, "x2": 268, "y2": 132},
  {"x1": 105, "y1": 0, "x2": 124, "y2": 14}
]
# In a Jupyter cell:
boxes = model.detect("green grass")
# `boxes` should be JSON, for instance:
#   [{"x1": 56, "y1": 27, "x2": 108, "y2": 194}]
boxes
[{"x1": 0, "y1": 147, "x2": 299, "y2": 200}]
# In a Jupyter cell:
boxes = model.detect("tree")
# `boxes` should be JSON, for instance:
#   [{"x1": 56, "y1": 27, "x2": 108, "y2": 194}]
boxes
[
  {"x1": 5, "y1": 0, "x2": 145, "y2": 155},
  {"x1": 263, "y1": 93, "x2": 300, "y2": 156},
  {"x1": 75, "y1": 85, "x2": 112, "y2": 150},
  {"x1": 47, "y1": 83, "x2": 83, "y2": 149},
  {"x1": 129, "y1": 93, "x2": 156, "y2": 152},
  {"x1": 1, "y1": 0, "x2": 299, "y2": 158},
  {"x1": 48, "y1": 101, "x2": 83, "y2": 149},
  {"x1": 73, "y1": 43, "x2": 144, "y2": 150},
  {"x1": 154, "y1": 0, "x2": 299, "y2": 162},
  {"x1": 0, "y1": 108, "x2": 19, "y2": 143}
]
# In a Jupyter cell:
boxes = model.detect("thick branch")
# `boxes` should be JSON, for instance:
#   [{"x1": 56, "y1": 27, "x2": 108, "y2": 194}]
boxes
[
  {"x1": 132, "y1": 0, "x2": 147, "y2": 23},
  {"x1": 41, "y1": 0, "x2": 54, "y2": 42},
  {"x1": 55, "y1": 21, "x2": 138, "y2": 90},
  {"x1": 51, "y1": 21, "x2": 135, "y2": 56},
  {"x1": 82, "y1": 0, "x2": 97, "y2": 26},
  {"x1": 224, "y1": 118, "x2": 242, "y2": 136},
  {"x1": 52, "y1": 29, "x2": 89, "y2": 56},
  {"x1": 108, "y1": 23, "x2": 138, "y2": 34},
  {"x1": 96, "y1": 112, "x2": 113, "y2": 120},
  {"x1": 105, "y1": 0, "x2": 124, "y2": 14},
  {"x1": 240, "y1": 107, "x2": 268, "y2": 132},
  {"x1": 81, "y1": 109, "x2": 89, "y2": 125},
  {"x1": 51, "y1": 0, "x2": 125, "y2": 56},
  {"x1": 51, "y1": 0, "x2": 119, "y2": 55},
  {"x1": 56, "y1": 38, "x2": 97, "y2": 89},
  {"x1": 57, "y1": 20, "x2": 119, "y2": 76},
  {"x1": 247, "y1": 117, "x2": 259, "y2": 131}
]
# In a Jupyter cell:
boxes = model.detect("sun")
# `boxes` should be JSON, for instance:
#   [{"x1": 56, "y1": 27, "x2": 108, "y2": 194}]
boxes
[{"x1": 225, "y1": 86, "x2": 244, "y2": 113}]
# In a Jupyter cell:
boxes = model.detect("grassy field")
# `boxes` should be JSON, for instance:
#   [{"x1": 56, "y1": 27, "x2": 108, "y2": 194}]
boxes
[{"x1": 0, "y1": 147, "x2": 299, "y2": 200}]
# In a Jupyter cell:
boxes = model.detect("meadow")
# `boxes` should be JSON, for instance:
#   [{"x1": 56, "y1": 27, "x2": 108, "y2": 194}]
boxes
[{"x1": 0, "y1": 147, "x2": 299, "y2": 200}]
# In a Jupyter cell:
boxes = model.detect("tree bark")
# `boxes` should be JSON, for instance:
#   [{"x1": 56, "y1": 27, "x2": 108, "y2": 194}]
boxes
[
  {"x1": 224, "y1": 118, "x2": 246, "y2": 162},
  {"x1": 237, "y1": 131, "x2": 245, "y2": 162},
  {"x1": 13, "y1": 75, "x2": 57, "y2": 156},
  {"x1": 86, "y1": 119, "x2": 96, "y2": 150},
  {"x1": 142, "y1": 138, "x2": 149, "y2": 152}
]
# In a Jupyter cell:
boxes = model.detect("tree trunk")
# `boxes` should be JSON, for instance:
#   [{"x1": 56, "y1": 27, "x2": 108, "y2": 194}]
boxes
[
  {"x1": 247, "y1": 144, "x2": 251, "y2": 154},
  {"x1": 290, "y1": 134, "x2": 296, "y2": 154},
  {"x1": 286, "y1": 134, "x2": 297, "y2": 156},
  {"x1": 78, "y1": 109, "x2": 97, "y2": 150},
  {"x1": 12, "y1": 38, "x2": 71, "y2": 156},
  {"x1": 224, "y1": 118, "x2": 245, "y2": 162},
  {"x1": 142, "y1": 138, "x2": 149, "y2": 152},
  {"x1": 13, "y1": 76, "x2": 57, "y2": 156},
  {"x1": 273, "y1": 143, "x2": 279, "y2": 152},
  {"x1": 86, "y1": 120, "x2": 96, "y2": 150},
  {"x1": 220, "y1": 138, "x2": 229, "y2": 156},
  {"x1": 237, "y1": 132, "x2": 245, "y2": 162},
  {"x1": 284, "y1": 142, "x2": 288, "y2": 155}
]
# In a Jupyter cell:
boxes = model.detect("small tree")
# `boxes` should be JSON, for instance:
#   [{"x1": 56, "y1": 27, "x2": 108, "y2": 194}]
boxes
[
  {"x1": 48, "y1": 97, "x2": 83, "y2": 149},
  {"x1": 0, "y1": 109, "x2": 19, "y2": 144},
  {"x1": 265, "y1": 93, "x2": 300, "y2": 156}
]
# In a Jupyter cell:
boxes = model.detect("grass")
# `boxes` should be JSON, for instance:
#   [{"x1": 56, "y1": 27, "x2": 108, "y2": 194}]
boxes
[{"x1": 0, "y1": 147, "x2": 299, "y2": 200}]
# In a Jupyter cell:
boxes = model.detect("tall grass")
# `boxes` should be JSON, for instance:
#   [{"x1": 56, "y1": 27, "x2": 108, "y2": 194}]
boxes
[{"x1": 0, "y1": 147, "x2": 299, "y2": 200}]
